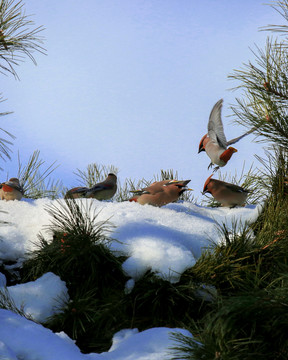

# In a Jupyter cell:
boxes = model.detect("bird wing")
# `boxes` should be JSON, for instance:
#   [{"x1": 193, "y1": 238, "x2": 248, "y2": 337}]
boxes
[
  {"x1": 224, "y1": 183, "x2": 250, "y2": 193},
  {"x1": 89, "y1": 183, "x2": 114, "y2": 192},
  {"x1": 207, "y1": 99, "x2": 227, "y2": 149},
  {"x1": 68, "y1": 187, "x2": 88, "y2": 195},
  {"x1": 227, "y1": 127, "x2": 256, "y2": 146}
]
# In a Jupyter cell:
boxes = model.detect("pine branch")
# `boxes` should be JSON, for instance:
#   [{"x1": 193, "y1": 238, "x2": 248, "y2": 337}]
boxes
[
  {"x1": 0, "y1": 0, "x2": 46, "y2": 79},
  {"x1": 74, "y1": 163, "x2": 118, "y2": 188},
  {"x1": 229, "y1": 3, "x2": 288, "y2": 149},
  {"x1": 0, "y1": 94, "x2": 14, "y2": 163},
  {"x1": 17, "y1": 150, "x2": 62, "y2": 199}
]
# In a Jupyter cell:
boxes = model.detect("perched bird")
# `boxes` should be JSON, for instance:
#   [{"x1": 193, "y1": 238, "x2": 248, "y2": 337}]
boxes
[
  {"x1": 202, "y1": 174, "x2": 249, "y2": 208},
  {"x1": 129, "y1": 179, "x2": 192, "y2": 207},
  {"x1": 0, "y1": 178, "x2": 24, "y2": 201},
  {"x1": 65, "y1": 173, "x2": 117, "y2": 200},
  {"x1": 198, "y1": 99, "x2": 255, "y2": 171}
]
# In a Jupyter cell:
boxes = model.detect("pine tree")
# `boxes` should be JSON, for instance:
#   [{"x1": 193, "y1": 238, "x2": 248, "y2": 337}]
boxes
[{"x1": 171, "y1": 1, "x2": 288, "y2": 359}]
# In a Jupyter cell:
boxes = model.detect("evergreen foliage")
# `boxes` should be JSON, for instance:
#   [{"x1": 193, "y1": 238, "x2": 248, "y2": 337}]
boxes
[
  {"x1": 74, "y1": 163, "x2": 119, "y2": 189},
  {"x1": 21, "y1": 198, "x2": 129, "y2": 352},
  {"x1": 0, "y1": 0, "x2": 45, "y2": 78},
  {"x1": 0, "y1": 94, "x2": 14, "y2": 163},
  {"x1": 123, "y1": 270, "x2": 212, "y2": 331},
  {"x1": 171, "y1": 1, "x2": 288, "y2": 359},
  {"x1": 17, "y1": 150, "x2": 63, "y2": 199},
  {"x1": 1, "y1": 1, "x2": 288, "y2": 358}
]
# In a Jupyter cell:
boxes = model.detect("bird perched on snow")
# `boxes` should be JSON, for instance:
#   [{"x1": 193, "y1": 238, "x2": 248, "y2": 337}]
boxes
[
  {"x1": 65, "y1": 173, "x2": 117, "y2": 200},
  {"x1": 0, "y1": 178, "x2": 24, "y2": 201},
  {"x1": 198, "y1": 99, "x2": 255, "y2": 172},
  {"x1": 202, "y1": 174, "x2": 249, "y2": 208},
  {"x1": 129, "y1": 179, "x2": 192, "y2": 207}
]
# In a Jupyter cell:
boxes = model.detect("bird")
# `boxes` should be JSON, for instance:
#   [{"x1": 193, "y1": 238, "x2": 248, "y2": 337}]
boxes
[
  {"x1": 198, "y1": 99, "x2": 255, "y2": 172},
  {"x1": 202, "y1": 174, "x2": 249, "y2": 208},
  {"x1": 0, "y1": 178, "x2": 24, "y2": 201},
  {"x1": 65, "y1": 173, "x2": 117, "y2": 200},
  {"x1": 129, "y1": 179, "x2": 192, "y2": 207}
]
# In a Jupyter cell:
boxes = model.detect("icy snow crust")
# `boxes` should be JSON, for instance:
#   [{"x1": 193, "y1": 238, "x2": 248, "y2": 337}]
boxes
[{"x1": 0, "y1": 198, "x2": 261, "y2": 359}]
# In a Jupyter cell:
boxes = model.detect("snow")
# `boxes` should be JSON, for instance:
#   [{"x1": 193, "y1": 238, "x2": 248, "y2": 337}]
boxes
[
  {"x1": 6, "y1": 272, "x2": 69, "y2": 322},
  {"x1": 0, "y1": 198, "x2": 261, "y2": 359}
]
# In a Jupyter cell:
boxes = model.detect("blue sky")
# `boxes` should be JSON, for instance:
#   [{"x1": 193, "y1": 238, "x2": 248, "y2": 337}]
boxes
[{"x1": 0, "y1": 0, "x2": 282, "y2": 196}]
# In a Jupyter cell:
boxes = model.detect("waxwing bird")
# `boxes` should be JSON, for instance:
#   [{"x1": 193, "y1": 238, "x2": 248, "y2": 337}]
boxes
[
  {"x1": 129, "y1": 179, "x2": 192, "y2": 207},
  {"x1": 0, "y1": 178, "x2": 24, "y2": 201},
  {"x1": 198, "y1": 99, "x2": 255, "y2": 172},
  {"x1": 65, "y1": 173, "x2": 117, "y2": 200},
  {"x1": 202, "y1": 174, "x2": 249, "y2": 208}
]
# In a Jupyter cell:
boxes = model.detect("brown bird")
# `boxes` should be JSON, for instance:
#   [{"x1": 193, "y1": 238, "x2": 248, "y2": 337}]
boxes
[
  {"x1": 129, "y1": 179, "x2": 192, "y2": 207},
  {"x1": 65, "y1": 173, "x2": 117, "y2": 200},
  {"x1": 198, "y1": 99, "x2": 255, "y2": 172},
  {"x1": 202, "y1": 174, "x2": 249, "y2": 208},
  {"x1": 0, "y1": 178, "x2": 24, "y2": 201}
]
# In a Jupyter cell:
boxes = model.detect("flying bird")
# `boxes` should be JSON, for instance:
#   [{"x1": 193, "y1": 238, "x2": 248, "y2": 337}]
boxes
[
  {"x1": 202, "y1": 174, "x2": 249, "y2": 208},
  {"x1": 0, "y1": 178, "x2": 24, "y2": 201},
  {"x1": 198, "y1": 99, "x2": 255, "y2": 171},
  {"x1": 65, "y1": 173, "x2": 117, "y2": 200},
  {"x1": 129, "y1": 179, "x2": 192, "y2": 207}
]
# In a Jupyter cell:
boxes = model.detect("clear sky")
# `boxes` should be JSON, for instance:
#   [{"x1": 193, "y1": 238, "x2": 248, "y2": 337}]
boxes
[{"x1": 0, "y1": 0, "x2": 283, "y2": 197}]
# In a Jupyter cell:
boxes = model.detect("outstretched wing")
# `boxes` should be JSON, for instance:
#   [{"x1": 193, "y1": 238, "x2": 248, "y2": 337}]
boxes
[
  {"x1": 227, "y1": 127, "x2": 256, "y2": 146},
  {"x1": 208, "y1": 99, "x2": 227, "y2": 149}
]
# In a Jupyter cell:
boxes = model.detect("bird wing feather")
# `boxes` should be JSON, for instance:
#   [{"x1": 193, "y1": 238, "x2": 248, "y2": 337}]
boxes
[
  {"x1": 69, "y1": 187, "x2": 88, "y2": 194},
  {"x1": 208, "y1": 99, "x2": 227, "y2": 149},
  {"x1": 227, "y1": 127, "x2": 256, "y2": 146},
  {"x1": 89, "y1": 183, "x2": 113, "y2": 192},
  {"x1": 224, "y1": 183, "x2": 249, "y2": 193}
]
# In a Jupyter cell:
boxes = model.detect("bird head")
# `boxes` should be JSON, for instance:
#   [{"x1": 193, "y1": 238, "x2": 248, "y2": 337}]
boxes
[
  {"x1": 107, "y1": 173, "x2": 117, "y2": 180},
  {"x1": 198, "y1": 134, "x2": 208, "y2": 153},
  {"x1": 202, "y1": 174, "x2": 214, "y2": 195},
  {"x1": 165, "y1": 180, "x2": 193, "y2": 194}
]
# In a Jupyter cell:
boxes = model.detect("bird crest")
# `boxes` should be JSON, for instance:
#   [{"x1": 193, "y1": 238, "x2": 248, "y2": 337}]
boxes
[{"x1": 203, "y1": 174, "x2": 214, "y2": 193}]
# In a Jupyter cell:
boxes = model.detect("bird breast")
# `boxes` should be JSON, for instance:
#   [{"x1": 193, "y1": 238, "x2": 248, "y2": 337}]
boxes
[{"x1": 205, "y1": 142, "x2": 227, "y2": 166}]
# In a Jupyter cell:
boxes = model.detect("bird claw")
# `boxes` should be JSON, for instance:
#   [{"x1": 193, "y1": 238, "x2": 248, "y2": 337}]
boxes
[{"x1": 207, "y1": 163, "x2": 220, "y2": 172}]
